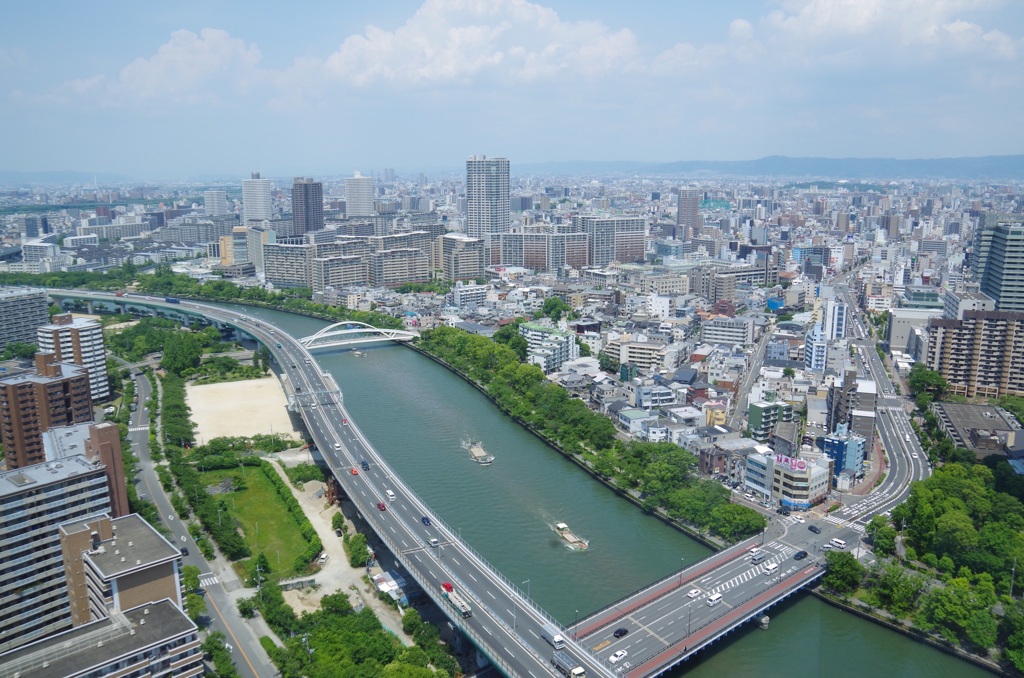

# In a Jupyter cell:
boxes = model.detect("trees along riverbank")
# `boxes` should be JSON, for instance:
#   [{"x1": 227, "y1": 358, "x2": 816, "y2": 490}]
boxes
[{"x1": 415, "y1": 325, "x2": 766, "y2": 542}]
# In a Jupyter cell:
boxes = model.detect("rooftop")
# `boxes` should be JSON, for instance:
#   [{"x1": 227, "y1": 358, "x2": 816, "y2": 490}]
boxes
[
  {"x1": 0, "y1": 599, "x2": 195, "y2": 678},
  {"x1": 73, "y1": 514, "x2": 181, "y2": 579},
  {"x1": 0, "y1": 454, "x2": 104, "y2": 499}
]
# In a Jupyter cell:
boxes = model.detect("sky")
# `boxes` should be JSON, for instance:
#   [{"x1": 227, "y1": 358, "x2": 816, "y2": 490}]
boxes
[{"x1": 1, "y1": 0, "x2": 1022, "y2": 180}]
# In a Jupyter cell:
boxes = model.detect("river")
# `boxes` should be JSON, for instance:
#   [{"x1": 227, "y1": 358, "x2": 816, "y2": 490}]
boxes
[{"x1": 231, "y1": 305, "x2": 990, "y2": 677}]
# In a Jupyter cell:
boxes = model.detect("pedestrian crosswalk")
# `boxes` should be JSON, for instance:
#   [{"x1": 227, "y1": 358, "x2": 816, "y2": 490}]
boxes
[
  {"x1": 199, "y1": 575, "x2": 219, "y2": 588},
  {"x1": 129, "y1": 426, "x2": 148, "y2": 432},
  {"x1": 822, "y1": 514, "x2": 866, "y2": 533}
]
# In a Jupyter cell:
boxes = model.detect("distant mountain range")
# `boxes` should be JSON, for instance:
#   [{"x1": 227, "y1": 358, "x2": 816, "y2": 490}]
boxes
[{"x1": 514, "y1": 155, "x2": 1024, "y2": 180}]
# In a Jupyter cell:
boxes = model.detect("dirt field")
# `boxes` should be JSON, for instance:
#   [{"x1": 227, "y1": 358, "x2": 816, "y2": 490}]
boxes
[{"x1": 186, "y1": 377, "x2": 303, "y2": 442}]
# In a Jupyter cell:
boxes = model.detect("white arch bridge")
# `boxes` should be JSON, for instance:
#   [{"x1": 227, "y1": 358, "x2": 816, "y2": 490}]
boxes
[{"x1": 298, "y1": 321, "x2": 417, "y2": 350}]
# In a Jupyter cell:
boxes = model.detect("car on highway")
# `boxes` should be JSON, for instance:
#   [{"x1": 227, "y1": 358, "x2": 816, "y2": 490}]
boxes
[
  {"x1": 794, "y1": 550, "x2": 808, "y2": 561},
  {"x1": 609, "y1": 650, "x2": 628, "y2": 664},
  {"x1": 342, "y1": 418, "x2": 348, "y2": 426},
  {"x1": 422, "y1": 516, "x2": 431, "y2": 526},
  {"x1": 350, "y1": 468, "x2": 358, "y2": 476},
  {"x1": 912, "y1": 452, "x2": 919, "y2": 459},
  {"x1": 377, "y1": 502, "x2": 387, "y2": 511},
  {"x1": 808, "y1": 525, "x2": 822, "y2": 534},
  {"x1": 613, "y1": 627, "x2": 629, "y2": 638},
  {"x1": 687, "y1": 588, "x2": 701, "y2": 598},
  {"x1": 334, "y1": 443, "x2": 341, "y2": 450},
  {"x1": 749, "y1": 547, "x2": 761, "y2": 555}
]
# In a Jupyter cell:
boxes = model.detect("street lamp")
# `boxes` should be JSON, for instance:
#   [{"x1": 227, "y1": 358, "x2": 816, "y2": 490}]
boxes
[
  {"x1": 679, "y1": 557, "x2": 685, "y2": 586},
  {"x1": 574, "y1": 609, "x2": 579, "y2": 640},
  {"x1": 523, "y1": 579, "x2": 530, "y2": 600}
]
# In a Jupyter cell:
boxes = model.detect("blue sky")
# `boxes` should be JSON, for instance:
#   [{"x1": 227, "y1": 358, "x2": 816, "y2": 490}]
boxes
[{"x1": 1, "y1": 0, "x2": 1022, "y2": 179}]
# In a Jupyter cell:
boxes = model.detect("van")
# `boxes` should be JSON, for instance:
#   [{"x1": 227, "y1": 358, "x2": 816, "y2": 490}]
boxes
[
  {"x1": 751, "y1": 552, "x2": 766, "y2": 565},
  {"x1": 762, "y1": 562, "x2": 779, "y2": 575},
  {"x1": 706, "y1": 593, "x2": 723, "y2": 607},
  {"x1": 385, "y1": 490, "x2": 396, "y2": 502},
  {"x1": 829, "y1": 538, "x2": 847, "y2": 550},
  {"x1": 319, "y1": 553, "x2": 328, "y2": 564}
]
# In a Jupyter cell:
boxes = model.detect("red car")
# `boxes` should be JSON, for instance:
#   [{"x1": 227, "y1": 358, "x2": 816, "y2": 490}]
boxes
[
  {"x1": 377, "y1": 502, "x2": 387, "y2": 511},
  {"x1": 350, "y1": 468, "x2": 358, "y2": 476},
  {"x1": 342, "y1": 418, "x2": 348, "y2": 426}
]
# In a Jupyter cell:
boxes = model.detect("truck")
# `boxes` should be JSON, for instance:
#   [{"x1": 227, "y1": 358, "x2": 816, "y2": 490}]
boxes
[
  {"x1": 541, "y1": 623, "x2": 566, "y2": 649},
  {"x1": 551, "y1": 651, "x2": 586, "y2": 678},
  {"x1": 440, "y1": 582, "x2": 472, "y2": 618},
  {"x1": 164, "y1": 297, "x2": 180, "y2": 304}
]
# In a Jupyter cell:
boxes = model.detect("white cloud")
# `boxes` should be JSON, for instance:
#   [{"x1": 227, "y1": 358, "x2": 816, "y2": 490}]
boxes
[
  {"x1": 64, "y1": 28, "x2": 262, "y2": 105},
  {"x1": 320, "y1": 0, "x2": 639, "y2": 86}
]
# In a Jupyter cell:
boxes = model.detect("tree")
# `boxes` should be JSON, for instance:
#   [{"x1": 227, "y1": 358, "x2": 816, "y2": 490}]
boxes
[
  {"x1": 576, "y1": 338, "x2": 592, "y2": 357},
  {"x1": 182, "y1": 565, "x2": 200, "y2": 594},
  {"x1": 541, "y1": 296, "x2": 570, "y2": 322},
  {"x1": 185, "y1": 591, "x2": 206, "y2": 621},
  {"x1": 907, "y1": 362, "x2": 948, "y2": 400},
  {"x1": 402, "y1": 607, "x2": 423, "y2": 635},
  {"x1": 823, "y1": 551, "x2": 865, "y2": 595},
  {"x1": 783, "y1": 367, "x2": 796, "y2": 378}
]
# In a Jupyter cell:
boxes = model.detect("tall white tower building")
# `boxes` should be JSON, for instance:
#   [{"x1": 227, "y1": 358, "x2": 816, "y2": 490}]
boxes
[
  {"x1": 242, "y1": 172, "x2": 273, "y2": 224},
  {"x1": 466, "y1": 156, "x2": 510, "y2": 263},
  {"x1": 204, "y1": 189, "x2": 229, "y2": 217},
  {"x1": 345, "y1": 172, "x2": 375, "y2": 217}
]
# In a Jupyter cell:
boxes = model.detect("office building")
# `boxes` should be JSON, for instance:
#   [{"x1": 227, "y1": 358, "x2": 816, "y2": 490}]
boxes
[
  {"x1": 292, "y1": 177, "x2": 324, "y2": 235},
  {"x1": 772, "y1": 453, "x2": 832, "y2": 511},
  {"x1": 747, "y1": 401, "x2": 794, "y2": 443},
  {"x1": 0, "y1": 286, "x2": 50, "y2": 353},
  {"x1": 926, "y1": 310, "x2": 1024, "y2": 398},
  {"x1": 440, "y1": 233, "x2": 485, "y2": 281},
  {"x1": 702, "y1": 316, "x2": 757, "y2": 346},
  {"x1": 0, "y1": 353, "x2": 94, "y2": 469},
  {"x1": 823, "y1": 423, "x2": 866, "y2": 483},
  {"x1": 345, "y1": 172, "x2": 375, "y2": 218},
  {"x1": 203, "y1": 189, "x2": 229, "y2": 217},
  {"x1": 242, "y1": 172, "x2": 273, "y2": 224},
  {"x1": 804, "y1": 323, "x2": 828, "y2": 372},
  {"x1": 37, "y1": 313, "x2": 110, "y2": 401},
  {"x1": 676, "y1": 188, "x2": 700, "y2": 240},
  {"x1": 822, "y1": 297, "x2": 848, "y2": 340},
  {"x1": 466, "y1": 156, "x2": 510, "y2": 261}
]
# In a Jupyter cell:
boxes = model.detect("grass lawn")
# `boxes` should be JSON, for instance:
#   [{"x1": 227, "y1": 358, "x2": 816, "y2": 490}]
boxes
[{"x1": 201, "y1": 467, "x2": 308, "y2": 580}]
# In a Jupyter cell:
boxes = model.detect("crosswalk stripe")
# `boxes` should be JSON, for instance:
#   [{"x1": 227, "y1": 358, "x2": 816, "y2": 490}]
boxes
[{"x1": 199, "y1": 575, "x2": 219, "y2": 587}]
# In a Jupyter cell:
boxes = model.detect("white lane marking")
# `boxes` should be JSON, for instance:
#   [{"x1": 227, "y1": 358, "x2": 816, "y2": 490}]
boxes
[{"x1": 487, "y1": 591, "x2": 496, "y2": 600}]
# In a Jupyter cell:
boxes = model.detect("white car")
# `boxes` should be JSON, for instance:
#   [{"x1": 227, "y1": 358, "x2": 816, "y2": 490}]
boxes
[
  {"x1": 609, "y1": 650, "x2": 628, "y2": 664},
  {"x1": 749, "y1": 547, "x2": 761, "y2": 555},
  {"x1": 792, "y1": 516, "x2": 805, "y2": 524},
  {"x1": 912, "y1": 452, "x2": 919, "y2": 459},
  {"x1": 687, "y1": 588, "x2": 701, "y2": 599}
]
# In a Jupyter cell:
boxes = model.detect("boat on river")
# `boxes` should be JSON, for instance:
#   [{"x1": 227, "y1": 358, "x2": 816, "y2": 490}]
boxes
[
  {"x1": 555, "y1": 523, "x2": 589, "y2": 550},
  {"x1": 462, "y1": 440, "x2": 494, "y2": 465}
]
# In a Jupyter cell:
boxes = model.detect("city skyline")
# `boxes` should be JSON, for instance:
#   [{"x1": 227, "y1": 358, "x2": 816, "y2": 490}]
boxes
[{"x1": 1, "y1": 0, "x2": 1022, "y2": 179}]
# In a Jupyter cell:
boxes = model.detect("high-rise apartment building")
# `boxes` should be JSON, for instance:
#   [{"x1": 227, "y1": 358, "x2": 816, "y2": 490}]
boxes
[
  {"x1": 466, "y1": 156, "x2": 510, "y2": 262},
  {"x1": 926, "y1": 310, "x2": 1024, "y2": 398},
  {"x1": 570, "y1": 215, "x2": 646, "y2": 267},
  {"x1": 203, "y1": 189, "x2": 229, "y2": 217},
  {"x1": 440, "y1": 233, "x2": 485, "y2": 281},
  {"x1": 676, "y1": 188, "x2": 701, "y2": 240},
  {"x1": 0, "y1": 430, "x2": 119, "y2": 652},
  {"x1": 242, "y1": 172, "x2": 273, "y2": 224},
  {"x1": 292, "y1": 177, "x2": 324, "y2": 235},
  {"x1": 822, "y1": 297, "x2": 848, "y2": 340},
  {"x1": 0, "y1": 286, "x2": 50, "y2": 353},
  {"x1": 0, "y1": 353, "x2": 93, "y2": 469},
  {"x1": 495, "y1": 231, "x2": 589, "y2": 273},
  {"x1": 37, "y1": 313, "x2": 109, "y2": 401},
  {"x1": 826, "y1": 368, "x2": 877, "y2": 454},
  {"x1": 345, "y1": 172, "x2": 375, "y2": 218}
]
